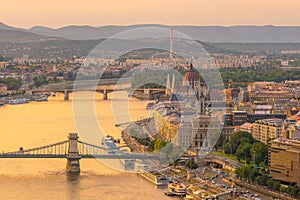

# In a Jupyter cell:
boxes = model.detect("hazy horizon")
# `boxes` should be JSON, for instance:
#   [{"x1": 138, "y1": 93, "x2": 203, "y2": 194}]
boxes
[
  {"x1": 1, "y1": 0, "x2": 300, "y2": 29},
  {"x1": 5, "y1": 22, "x2": 300, "y2": 30}
]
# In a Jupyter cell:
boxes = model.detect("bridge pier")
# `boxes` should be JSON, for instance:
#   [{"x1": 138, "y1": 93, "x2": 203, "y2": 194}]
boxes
[
  {"x1": 103, "y1": 89, "x2": 108, "y2": 100},
  {"x1": 66, "y1": 133, "x2": 81, "y2": 174},
  {"x1": 64, "y1": 90, "x2": 69, "y2": 101}
]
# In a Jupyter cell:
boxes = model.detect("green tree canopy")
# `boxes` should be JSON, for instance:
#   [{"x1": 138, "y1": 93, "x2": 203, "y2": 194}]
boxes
[
  {"x1": 236, "y1": 142, "x2": 252, "y2": 163},
  {"x1": 251, "y1": 142, "x2": 268, "y2": 165},
  {"x1": 224, "y1": 131, "x2": 254, "y2": 154}
]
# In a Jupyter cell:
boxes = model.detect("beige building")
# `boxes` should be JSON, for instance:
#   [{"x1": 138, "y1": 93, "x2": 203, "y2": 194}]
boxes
[
  {"x1": 153, "y1": 102, "x2": 231, "y2": 153},
  {"x1": 0, "y1": 61, "x2": 6, "y2": 69},
  {"x1": 240, "y1": 123, "x2": 253, "y2": 134},
  {"x1": 252, "y1": 118, "x2": 283, "y2": 144},
  {"x1": 269, "y1": 139, "x2": 300, "y2": 186},
  {"x1": 0, "y1": 84, "x2": 7, "y2": 96}
]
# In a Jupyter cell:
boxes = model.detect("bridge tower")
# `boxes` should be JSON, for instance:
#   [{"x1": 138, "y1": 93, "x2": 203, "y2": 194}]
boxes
[
  {"x1": 64, "y1": 90, "x2": 69, "y2": 101},
  {"x1": 66, "y1": 133, "x2": 81, "y2": 174},
  {"x1": 103, "y1": 89, "x2": 108, "y2": 100}
]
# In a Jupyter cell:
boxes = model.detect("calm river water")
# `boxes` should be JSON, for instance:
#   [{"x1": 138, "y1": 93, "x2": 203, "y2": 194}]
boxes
[{"x1": 0, "y1": 92, "x2": 170, "y2": 200}]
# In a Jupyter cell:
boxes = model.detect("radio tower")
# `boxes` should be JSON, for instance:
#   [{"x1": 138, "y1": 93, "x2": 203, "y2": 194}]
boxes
[{"x1": 170, "y1": 28, "x2": 173, "y2": 59}]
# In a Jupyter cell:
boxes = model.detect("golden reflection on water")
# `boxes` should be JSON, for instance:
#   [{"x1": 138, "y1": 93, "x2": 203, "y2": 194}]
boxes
[
  {"x1": 0, "y1": 91, "x2": 150, "y2": 175},
  {"x1": 0, "y1": 92, "x2": 170, "y2": 200}
]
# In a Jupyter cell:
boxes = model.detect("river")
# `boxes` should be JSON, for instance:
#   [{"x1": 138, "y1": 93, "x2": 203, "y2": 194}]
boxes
[{"x1": 0, "y1": 92, "x2": 170, "y2": 200}]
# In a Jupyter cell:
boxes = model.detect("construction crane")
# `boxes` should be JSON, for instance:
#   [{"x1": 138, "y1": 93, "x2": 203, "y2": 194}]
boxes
[
  {"x1": 226, "y1": 79, "x2": 232, "y2": 108},
  {"x1": 223, "y1": 80, "x2": 253, "y2": 109}
]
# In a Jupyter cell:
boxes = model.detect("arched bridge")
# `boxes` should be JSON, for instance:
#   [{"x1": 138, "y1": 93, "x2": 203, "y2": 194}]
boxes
[
  {"x1": 31, "y1": 78, "x2": 166, "y2": 100},
  {"x1": 204, "y1": 155, "x2": 242, "y2": 171},
  {"x1": 32, "y1": 78, "x2": 132, "y2": 100},
  {"x1": 0, "y1": 133, "x2": 159, "y2": 174}
]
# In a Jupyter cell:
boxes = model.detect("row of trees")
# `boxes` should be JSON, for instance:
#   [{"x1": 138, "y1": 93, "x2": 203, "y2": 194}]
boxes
[
  {"x1": 224, "y1": 131, "x2": 300, "y2": 198},
  {"x1": 223, "y1": 131, "x2": 268, "y2": 165},
  {"x1": 32, "y1": 76, "x2": 49, "y2": 88},
  {"x1": 236, "y1": 165, "x2": 300, "y2": 198},
  {"x1": 220, "y1": 65, "x2": 300, "y2": 83},
  {"x1": 131, "y1": 135, "x2": 166, "y2": 152},
  {"x1": 0, "y1": 77, "x2": 22, "y2": 90}
]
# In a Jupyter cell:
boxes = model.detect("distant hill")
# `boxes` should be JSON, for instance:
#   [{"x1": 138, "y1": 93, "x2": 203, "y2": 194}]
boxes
[
  {"x1": 28, "y1": 24, "x2": 300, "y2": 43},
  {"x1": 0, "y1": 22, "x2": 59, "y2": 43},
  {"x1": 1, "y1": 22, "x2": 300, "y2": 43},
  {"x1": 0, "y1": 22, "x2": 19, "y2": 30},
  {"x1": 0, "y1": 29, "x2": 50, "y2": 43}
]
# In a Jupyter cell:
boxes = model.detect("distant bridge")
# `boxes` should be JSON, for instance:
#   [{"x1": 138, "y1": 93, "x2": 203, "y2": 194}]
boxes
[
  {"x1": 31, "y1": 78, "x2": 166, "y2": 100},
  {"x1": 0, "y1": 133, "x2": 159, "y2": 174}
]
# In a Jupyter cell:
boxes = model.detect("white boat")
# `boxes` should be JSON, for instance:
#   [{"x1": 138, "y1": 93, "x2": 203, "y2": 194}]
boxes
[
  {"x1": 102, "y1": 135, "x2": 119, "y2": 154},
  {"x1": 146, "y1": 102, "x2": 155, "y2": 109},
  {"x1": 35, "y1": 96, "x2": 48, "y2": 102},
  {"x1": 185, "y1": 185, "x2": 209, "y2": 200},
  {"x1": 166, "y1": 180, "x2": 187, "y2": 196},
  {"x1": 8, "y1": 98, "x2": 29, "y2": 105},
  {"x1": 20, "y1": 98, "x2": 30, "y2": 103},
  {"x1": 8, "y1": 99, "x2": 19, "y2": 104},
  {"x1": 137, "y1": 164, "x2": 171, "y2": 186}
]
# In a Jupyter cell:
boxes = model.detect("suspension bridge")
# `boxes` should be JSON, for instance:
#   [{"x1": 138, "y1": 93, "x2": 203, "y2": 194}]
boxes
[{"x1": 0, "y1": 133, "x2": 160, "y2": 174}]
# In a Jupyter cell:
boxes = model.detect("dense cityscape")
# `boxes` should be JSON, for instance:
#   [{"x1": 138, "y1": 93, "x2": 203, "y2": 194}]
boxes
[{"x1": 2, "y1": 1, "x2": 300, "y2": 200}]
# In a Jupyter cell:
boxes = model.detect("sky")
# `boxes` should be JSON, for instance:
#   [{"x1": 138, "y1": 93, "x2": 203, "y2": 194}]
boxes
[{"x1": 0, "y1": 0, "x2": 300, "y2": 28}]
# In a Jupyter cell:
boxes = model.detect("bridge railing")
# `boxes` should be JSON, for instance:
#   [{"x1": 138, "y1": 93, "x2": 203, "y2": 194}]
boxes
[
  {"x1": 2, "y1": 140, "x2": 69, "y2": 156},
  {"x1": 0, "y1": 139, "x2": 160, "y2": 160},
  {"x1": 77, "y1": 141, "x2": 107, "y2": 156}
]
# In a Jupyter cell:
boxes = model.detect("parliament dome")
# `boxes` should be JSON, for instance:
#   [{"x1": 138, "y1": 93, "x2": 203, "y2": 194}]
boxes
[{"x1": 183, "y1": 63, "x2": 199, "y2": 86}]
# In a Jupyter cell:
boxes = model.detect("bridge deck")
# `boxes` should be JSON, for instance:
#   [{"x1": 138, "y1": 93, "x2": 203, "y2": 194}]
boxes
[{"x1": 0, "y1": 153, "x2": 159, "y2": 159}]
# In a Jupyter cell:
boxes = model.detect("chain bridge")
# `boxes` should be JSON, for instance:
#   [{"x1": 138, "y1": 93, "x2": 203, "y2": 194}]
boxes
[{"x1": 0, "y1": 133, "x2": 159, "y2": 174}]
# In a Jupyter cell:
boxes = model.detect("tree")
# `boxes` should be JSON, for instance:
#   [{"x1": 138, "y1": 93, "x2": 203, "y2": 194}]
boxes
[
  {"x1": 272, "y1": 181, "x2": 281, "y2": 191},
  {"x1": 214, "y1": 133, "x2": 228, "y2": 151},
  {"x1": 185, "y1": 159, "x2": 198, "y2": 169},
  {"x1": 289, "y1": 186, "x2": 300, "y2": 197},
  {"x1": 236, "y1": 165, "x2": 259, "y2": 181},
  {"x1": 251, "y1": 142, "x2": 268, "y2": 165},
  {"x1": 266, "y1": 178, "x2": 275, "y2": 189},
  {"x1": 153, "y1": 138, "x2": 166, "y2": 152},
  {"x1": 254, "y1": 174, "x2": 269, "y2": 185},
  {"x1": 0, "y1": 77, "x2": 22, "y2": 90},
  {"x1": 224, "y1": 131, "x2": 254, "y2": 154},
  {"x1": 236, "y1": 142, "x2": 251, "y2": 163}
]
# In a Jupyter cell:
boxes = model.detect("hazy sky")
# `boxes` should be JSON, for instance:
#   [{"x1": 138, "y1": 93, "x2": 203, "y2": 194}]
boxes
[{"x1": 1, "y1": 0, "x2": 300, "y2": 28}]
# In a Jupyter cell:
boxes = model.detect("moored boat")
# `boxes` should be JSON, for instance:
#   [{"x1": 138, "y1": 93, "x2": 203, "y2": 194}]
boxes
[
  {"x1": 34, "y1": 95, "x2": 48, "y2": 102},
  {"x1": 166, "y1": 180, "x2": 187, "y2": 196},
  {"x1": 102, "y1": 135, "x2": 119, "y2": 154},
  {"x1": 137, "y1": 164, "x2": 171, "y2": 186},
  {"x1": 8, "y1": 98, "x2": 30, "y2": 105},
  {"x1": 146, "y1": 102, "x2": 155, "y2": 109}
]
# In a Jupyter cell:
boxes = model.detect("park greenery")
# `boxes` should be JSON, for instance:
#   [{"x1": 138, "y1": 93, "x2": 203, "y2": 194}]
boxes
[
  {"x1": 220, "y1": 64, "x2": 300, "y2": 84},
  {"x1": 236, "y1": 165, "x2": 300, "y2": 198},
  {"x1": 131, "y1": 134, "x2": 166, "y2": 152},
  {"x1": 0, "y1": 77, "x2": 22, "y2": 90},
  {"x1": 33, "y1": 76, "x2": 49, "y2": 88},
  {"x1": 130, "y1": 63, "x2": 300, "y2": 90},
  {"x1": 222, "y1": 131, "x2": 268, "y2": 165},
  {"x1": 221, "y1": 131, "x2": 300, "y2": 198}
]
